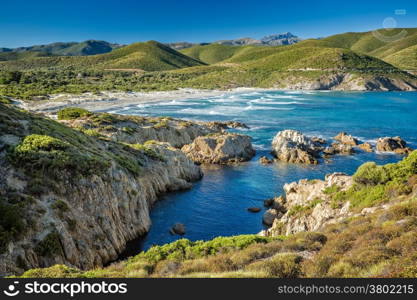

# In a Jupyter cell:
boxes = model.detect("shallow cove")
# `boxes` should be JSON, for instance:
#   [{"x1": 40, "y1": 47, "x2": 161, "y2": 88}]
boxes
[{"x1": 105, "y1": 90, "x2": 417, "y2": 253}]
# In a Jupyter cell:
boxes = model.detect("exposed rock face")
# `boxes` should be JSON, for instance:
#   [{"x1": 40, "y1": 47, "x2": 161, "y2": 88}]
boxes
[
  {"x1": 271, "y1": 130, "x2": 319, "y2": 164},
  {"x1": 311, "y1": 137, "x2": 326, "y2": 145},
  {"x1": 260, "y1": 173, "x2": 354, "y2": 236},
  {"x1": 263, "y1": 209, "x2": 281, "y2": 226},
  {"x1": 278, "y1": 73, "x2": 417, "y2": 91},
  {"x1": 0, "y1": 105, "x2": 203, "y2": 276},
  {"x1": 358, "y1": 142, "x2": 373, "y2": 152},
  {"x1": 376, "y1": 137, "x2": 413, "y2": 154},
  {"x1": 328, "y1": 142, "x2": 355, "y2": 155},
  {"x1": 334, "y1": 132, "x2": 359, "y2": 146},
  {"x1": 205, "y1": 121, "x2": 249, "y2": 131},
  {"x1": 181, "y1": 133, "x2": 255, "y2": 164},
  {"x1": 65, "y1": 115, "x2": 220, "y2": 149}
]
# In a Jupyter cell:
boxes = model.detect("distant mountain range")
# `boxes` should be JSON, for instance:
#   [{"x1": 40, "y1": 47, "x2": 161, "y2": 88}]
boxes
[
  {"x1": 0, "y1": 33, "x2": 301, "y2": 61},
  {"x1": 0, "y1": 40, "x2": 122, "y2": 61},
  {"x1": 167, "y1": 32, "x2": 301, "y2": 50}
]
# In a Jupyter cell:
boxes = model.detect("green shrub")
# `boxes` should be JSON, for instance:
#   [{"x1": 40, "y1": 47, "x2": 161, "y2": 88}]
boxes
[
  {"x1": 121, "y1": 126, "x2": 136, "y2": 135},
  {"x1": 82, "y1": 129, "x2": 102, "y2": 137},
  {"x1": 128, "y1": 144, "x2": 165, "y2": 161},
  {"x1": 0, "y1": 96, "x2": 11, "y2": 104},
  {"x1": 34, "y1": 232, "x2": 62, "y2": 257},
  {"x1": 323, "y1": 184, "x2": 340, "y2": 194},
  {"x1": 57, "y1": 107, "x2": 92, "y2": 120},
  {"x1": 51, "y1": 200, "x2": 69, "y2": 214},
  {"x1": 8, "y1": 134, "x2": 110, "y2": 179},
  {"x1": 0, "y1": 199, "x2": 25, "y2": 253},
  {"x1": 135, "y1": 235, "x2": 276, "y2": 263},
  {"x1": 353, "y1": 162, "x2": 390, "y2": 185},
  {"x1": 153, "y1": 120, "x2": 169, "y2": 129},
  {"x1": 246, "y1": 253, "x2": 303, "y2": 277},
  {"x1": 19, "y1": 264, "x2": 83, "y2": 278}
]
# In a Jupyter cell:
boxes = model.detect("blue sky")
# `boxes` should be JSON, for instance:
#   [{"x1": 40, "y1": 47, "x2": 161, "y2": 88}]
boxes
[{"x1": 1, "y1": 0, "x2": 417, "y2": 47}]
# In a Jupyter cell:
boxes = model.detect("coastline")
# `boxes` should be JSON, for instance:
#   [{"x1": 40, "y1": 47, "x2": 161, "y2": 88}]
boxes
[
  {"x1": 15, "y1": 88, "x2": 270, "y2": 113},
  {"x1": 14, "y1": 88, "x2": 415, "y2": 114}
]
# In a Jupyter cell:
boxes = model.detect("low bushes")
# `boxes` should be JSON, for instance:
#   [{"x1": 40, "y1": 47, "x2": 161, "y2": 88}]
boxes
[
  {"x1": 0, "y1": 199, "x2": 25, "y2": 253},
  {"x1": 57, "y1": 107, "x2": 92, "y2": 120},
  {"x1": 8, "y1": 134, "x2": 110, "y2": 179}
]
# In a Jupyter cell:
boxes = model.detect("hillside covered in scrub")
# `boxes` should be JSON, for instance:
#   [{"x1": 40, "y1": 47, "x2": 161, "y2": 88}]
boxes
[
  {"x1": 0, "y1": 103, "x2": 229, "y2": 276},
  {"x1": 17, "y1": 151, "x2": 417, "y2": 278},
  {"x1": 1, "y1": 28, "x2": 417, "y2": 99}
]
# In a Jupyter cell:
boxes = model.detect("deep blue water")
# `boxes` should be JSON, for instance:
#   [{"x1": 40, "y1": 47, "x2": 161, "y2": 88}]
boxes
[{"x1": 107, "y1": 90, "x2": 417, "y2": 251}]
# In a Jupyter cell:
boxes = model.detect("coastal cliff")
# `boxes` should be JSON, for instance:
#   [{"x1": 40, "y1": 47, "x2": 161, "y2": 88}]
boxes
[
  {"x1": 18, "y1": 151, "x2": 417, "y2": 278},
  {"x1": 0, "y1": 104, "x2": 212, "y2": 276}
]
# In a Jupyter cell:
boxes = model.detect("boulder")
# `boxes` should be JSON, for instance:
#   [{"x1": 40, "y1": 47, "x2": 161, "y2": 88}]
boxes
[
  {"x1": 311, "y1": 137, "x2": 327, "y2": 145},
  {"x1": 331, "y1": 142, "x2": 355, "y2": 155},
  {"x1": 358, "y1": 142, "x2": 373, "y2": 152},
  {"x1": 259, "y1": 156, "x2": 273, "y2": 164},
  {"x1": 181, "y1": 133, "x2": 255, "y2": 164},
  {"x1": 334, "y1": 132, "x2": 359, "y2": 146},
  {"x1": 271, "y1": 130, "x2": 319, "y2": 164},
  {"x1": 247, "y1": 207, "x2": 261, "y2": 213},
  {"x1": 263, "y1": 209, "x2": 281, "y2": 226},
  {"x1": 323, "y1": 143, "x2": 354, "y2": 156},
  {"x1": 170, "y1": 223, "x2": 186, "y2": 235},
  {"x1": 205, "y1": 121, "x2": 249, "y2": 131},
  {"x1": 263, "y1": 198, "x2": 274, "y2": 207},
  {"x1": 376, "y1": 137, "x2": 412, "y2": 154}
]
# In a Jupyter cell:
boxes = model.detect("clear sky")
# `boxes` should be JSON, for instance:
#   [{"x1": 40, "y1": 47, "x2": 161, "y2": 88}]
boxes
[{"x1": 1, "y1": 0, "x2": 417, "y2": 48}]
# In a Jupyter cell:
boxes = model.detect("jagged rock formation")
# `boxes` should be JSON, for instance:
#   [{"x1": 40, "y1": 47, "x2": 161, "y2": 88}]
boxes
[
  {"x1": 0, "y1": 104, "x2": 203, "y2": 276},
  {"x1": 205, "y1": 121, "x2": 249, "y2": 131},
  {"x1": 324, "y1": 142, "x2": 355, "y2": 156},
  {"x1": 271, "y1": 130, "x2": 320, "y2": 164},
  {"x1": 63, "y1": 114, "x2": 221, "y2": 149},
  {"x1": 259, "y1": 156, "x2": 273, "y2": 164},
  {"x1": 358, "y1": 142, "x2": 373, "y2": 152},
  {"x1": 334, "y1": 132, "x2": 359, "y2": 146},
  {"x1": 277, "y1": 73, "x2": 417, "y2": 91},
  {"x1": 260, "y1": 173, "x2": 353, "y2": 236},
  {"x1": 376, "y1": 136, "x2": 413, "y2": 154},
  {"x1": 181, "y1": 133, "x2": 255, "y2": 164}
]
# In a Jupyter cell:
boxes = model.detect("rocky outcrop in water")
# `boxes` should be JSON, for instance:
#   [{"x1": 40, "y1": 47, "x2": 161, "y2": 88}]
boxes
[
  {"x1": 358, "y1": 142, "x2": 373, "y2": 152},
  {"x1": 181, "y1": 133, "x2": 255, "y2": 164},
  {"x1": 324, "y1": 142, "x2": 355, "y2": 156},
  {"x1": 376, "y1": 137, "x2": 413, "y2": 154},
  {"x1": 334, "y1": 132, "x2": 359, "y2": 146},
  {"x1": 271, "y1": 130, "x2": 320, "y2": 164},
  {"x1": 259, "y1": 156, "x2": 273, "y2": 164}
]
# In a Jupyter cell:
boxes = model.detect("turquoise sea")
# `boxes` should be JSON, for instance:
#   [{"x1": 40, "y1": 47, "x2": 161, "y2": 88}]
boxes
[{"x1": 106, "y1": 90, "x2": 417, "y2": 253}]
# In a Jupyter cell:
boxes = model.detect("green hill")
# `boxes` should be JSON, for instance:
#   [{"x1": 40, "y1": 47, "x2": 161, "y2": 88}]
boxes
[
  {"x1": 0, "y1": 41, "x2": 205, "y2": 71},
  {"x1": 180, "y1": 44, "x2": 248, "y2": 64},
  {"x1": 319, "y1": 28, "x2": 417, "y2": 69},
  {"x1": 0, "y1": 51, "x2": 50, "y2": 61},
  {"x1": 0, "y1": 40, "x2": 121, "y2": 60}
]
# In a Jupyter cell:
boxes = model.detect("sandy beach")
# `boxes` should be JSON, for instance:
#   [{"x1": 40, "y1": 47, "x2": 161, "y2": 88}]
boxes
[{"x1": 16, "y1": 88, "x2": 269, "y2": 113}]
